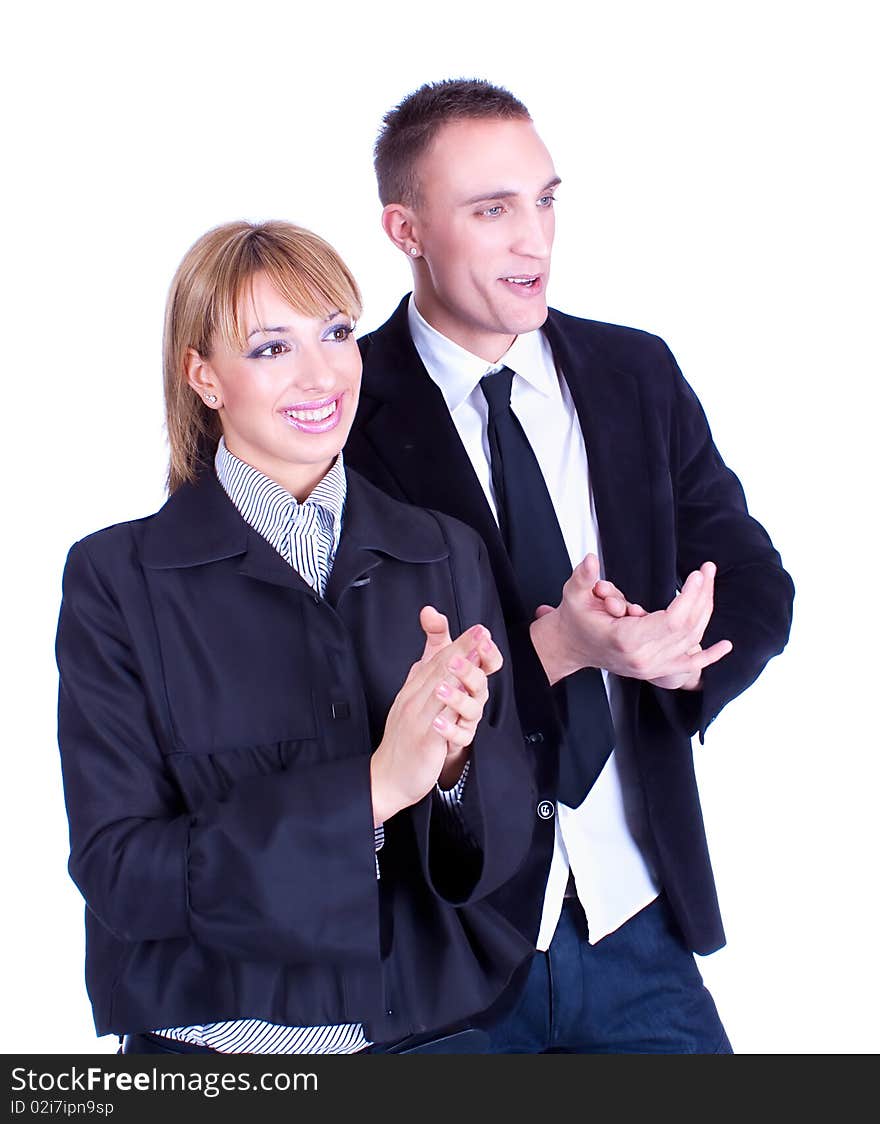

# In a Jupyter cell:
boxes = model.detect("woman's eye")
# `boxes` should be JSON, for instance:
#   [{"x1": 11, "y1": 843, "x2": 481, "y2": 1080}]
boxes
[
  {"x1": 326, "y1": 324, "x2": 354, "y2": 343},
  {"x1": 250, "y1": 340, "x2": 289, "y2": 359}
]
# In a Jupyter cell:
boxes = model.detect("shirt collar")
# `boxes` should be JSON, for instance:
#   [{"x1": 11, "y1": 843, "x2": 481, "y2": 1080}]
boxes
[
  {"x1": 214, "y1": 436, "x2": 346, "y2": 551},
  {"x1": 407, "y1": 294, "x2": 558, "y2": 411}
]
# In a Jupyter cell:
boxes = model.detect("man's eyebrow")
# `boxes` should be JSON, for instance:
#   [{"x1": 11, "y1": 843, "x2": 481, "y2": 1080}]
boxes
[{"x1": 461, "y1": 177, "x2": 562, "y2": 206}]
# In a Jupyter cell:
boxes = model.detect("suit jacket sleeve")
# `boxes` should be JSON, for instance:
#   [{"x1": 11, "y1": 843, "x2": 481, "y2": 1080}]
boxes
[
  {"x1": 56, "y1": 538, "x2": 380, "y2": 966},
  {"x1": 655, "y1": 342, "x2": 795, "y2": 739},
  {"x1": 408, "y1": 519, "x2": 537, "y2": 904}
]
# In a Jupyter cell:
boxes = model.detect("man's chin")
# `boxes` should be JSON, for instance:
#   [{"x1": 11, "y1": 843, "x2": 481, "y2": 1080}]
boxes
[{"x1": 500, "y1": 300, "x2": 549, "y2": 337}]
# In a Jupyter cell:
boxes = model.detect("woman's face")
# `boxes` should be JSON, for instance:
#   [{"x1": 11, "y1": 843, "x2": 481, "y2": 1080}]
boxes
[{"x1": 188, "y1": 271, "x2": 362, "y2": 500}]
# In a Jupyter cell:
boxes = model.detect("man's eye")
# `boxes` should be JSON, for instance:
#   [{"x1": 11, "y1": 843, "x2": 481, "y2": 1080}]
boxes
[
  {"x1": 537, "y1": 194, "x2": 556, "y2": 208},
  {"x1": 481, "y1": 205, "x2": 504, "y2": 218}
]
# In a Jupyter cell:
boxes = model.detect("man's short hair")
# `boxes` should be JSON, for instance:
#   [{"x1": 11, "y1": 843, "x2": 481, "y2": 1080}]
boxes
[{"x1": 374, "y1": 78, "x2": 531, "y2": 207}]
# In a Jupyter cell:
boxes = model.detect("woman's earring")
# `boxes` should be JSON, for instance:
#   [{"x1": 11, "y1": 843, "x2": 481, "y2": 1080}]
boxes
[
  {"x1": 205, "y1": 394, "x2": 218, "y2": 404},
  {"x1": 409, "y1": 247, "x2": 419, "y2": 257}
]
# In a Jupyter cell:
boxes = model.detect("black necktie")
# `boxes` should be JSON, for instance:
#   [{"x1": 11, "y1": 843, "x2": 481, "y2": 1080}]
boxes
[{"x1": 480, "y1": 366, "x2": 615, "y2": 807}]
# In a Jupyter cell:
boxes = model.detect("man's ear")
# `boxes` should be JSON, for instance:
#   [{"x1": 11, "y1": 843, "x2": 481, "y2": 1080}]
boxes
[
  {"x1": 184, "y1": 348, "x2": 222, "y2": 409},
  {"x1": 382, "y1": 203, "x2": 423, "y2": 259}
]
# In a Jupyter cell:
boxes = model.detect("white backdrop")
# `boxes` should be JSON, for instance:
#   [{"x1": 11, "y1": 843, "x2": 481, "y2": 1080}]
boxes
[{"x1": 3, "y1": 0, "x2": 877, "y2": 1054}]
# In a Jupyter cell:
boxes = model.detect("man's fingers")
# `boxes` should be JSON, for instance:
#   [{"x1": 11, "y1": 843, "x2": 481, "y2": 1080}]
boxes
[
  {"x1": 667, "y1": 562, "x2": 718, "y2": 636},
  {"x1": 666, "y1": 568, "x2": 704, "y2": 623},
  {"x1": 688, "y1": 572, "x2": 717, "y2": 646},
  {"x1": 534, "y1": 604, "x2": 555, "y2": 619},
  {"x1": 694, "y1": 638, "x2": 733, "y2": 669},
  {"x1": 571, "y1": 552, "x2": 600, "y2": 591}
]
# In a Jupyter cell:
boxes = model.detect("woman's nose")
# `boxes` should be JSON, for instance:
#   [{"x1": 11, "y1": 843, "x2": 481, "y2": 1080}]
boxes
[{"x1": 295, "y1": 345, "x2": 338, "y2": 392}]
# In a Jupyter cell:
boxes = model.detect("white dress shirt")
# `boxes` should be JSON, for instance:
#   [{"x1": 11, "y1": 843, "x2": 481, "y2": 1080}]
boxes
[{"x1": 408, "y1": 297, "x2": 662, "y2": 948}]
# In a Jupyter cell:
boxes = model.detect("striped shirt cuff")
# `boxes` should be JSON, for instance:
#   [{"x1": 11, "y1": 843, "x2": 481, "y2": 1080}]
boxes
[{"x1": 433, "y1": 761, "x2": 475, "y2": 848}]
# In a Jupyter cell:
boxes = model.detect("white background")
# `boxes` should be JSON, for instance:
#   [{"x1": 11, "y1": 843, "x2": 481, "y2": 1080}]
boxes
[{"x1": 2, "y1": 0, "x2": 877, "y2": 1054}]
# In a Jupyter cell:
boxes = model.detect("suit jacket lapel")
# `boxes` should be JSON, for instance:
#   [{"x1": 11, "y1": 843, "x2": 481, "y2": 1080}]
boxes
[
  {"x1": 358, "y1": 298, "x2": 523, "y2": 613},
  {"x1": 142, "y1": 468, "x2": 330, "y2": 597},
  {"x1": 324, "y1": 469, "x2": 448, "y2": 605},
  {"x1": 543, "y1": 311, "x2": 656, "y2": 607}
]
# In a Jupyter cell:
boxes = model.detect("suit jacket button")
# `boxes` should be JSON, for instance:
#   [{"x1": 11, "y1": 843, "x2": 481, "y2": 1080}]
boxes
[{"x1": 537, "y1": 799, "x2": 555, "y2": 820}]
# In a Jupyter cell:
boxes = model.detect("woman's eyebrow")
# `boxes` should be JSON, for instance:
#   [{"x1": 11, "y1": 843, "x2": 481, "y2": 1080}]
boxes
[{"x1": 246, "y1": 325, "x2": 289, "y2": 339}]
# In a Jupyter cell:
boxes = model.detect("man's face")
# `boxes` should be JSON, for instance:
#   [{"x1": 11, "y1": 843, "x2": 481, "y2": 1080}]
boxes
[{"x1": 410, "y1": 117, "x2": 559, "y2": 361}]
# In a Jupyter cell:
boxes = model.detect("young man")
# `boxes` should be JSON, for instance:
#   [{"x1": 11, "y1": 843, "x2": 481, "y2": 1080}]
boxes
[{"x1": 345, "y1": 79, "x2": 794, "y2": 1053}]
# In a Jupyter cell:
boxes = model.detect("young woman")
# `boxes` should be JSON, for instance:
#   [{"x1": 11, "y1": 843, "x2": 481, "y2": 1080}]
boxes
[{"x1": 55, "y1": 221, "x2": 536, "y2": 1054}]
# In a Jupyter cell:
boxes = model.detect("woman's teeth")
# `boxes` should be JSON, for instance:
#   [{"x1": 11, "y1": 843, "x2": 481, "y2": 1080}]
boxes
[{"x1": 285, "y1": 401, "x2": 337, "y2": 422}]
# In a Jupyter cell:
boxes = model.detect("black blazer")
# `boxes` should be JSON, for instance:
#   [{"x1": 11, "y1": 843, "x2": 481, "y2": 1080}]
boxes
[
  {"x1": 55, "y1": 465, "x2": 536, "y2": 1042},
  {"x1": 348, "y1": 296, "x2": 795, "y2": 955}
]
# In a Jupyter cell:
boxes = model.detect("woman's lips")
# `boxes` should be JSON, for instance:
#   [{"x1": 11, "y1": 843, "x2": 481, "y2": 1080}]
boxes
[{"x1": 279, "y1": 393, "x2": 343, "y2": 434}]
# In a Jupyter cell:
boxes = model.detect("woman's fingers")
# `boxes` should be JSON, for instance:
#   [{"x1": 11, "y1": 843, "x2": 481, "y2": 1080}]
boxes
[
  {"x1": 418, "y1": 605, "x2": 452, "y2": 663},
  {"x1": 431, "y1": 713, "x2": 479, "y2": 747},
  {"x1": 435, "y1": 677, "x2": 486, "y2": 723}
]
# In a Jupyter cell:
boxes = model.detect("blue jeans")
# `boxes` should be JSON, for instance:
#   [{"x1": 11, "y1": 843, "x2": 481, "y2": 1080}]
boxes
[{"x1": 484, "y1": 895, "x2": 733, "y2": 1054}]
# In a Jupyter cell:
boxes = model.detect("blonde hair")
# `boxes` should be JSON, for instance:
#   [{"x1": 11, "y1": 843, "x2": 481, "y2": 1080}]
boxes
[{"x1": 163, "y1": 220, "x2": 362, "y2": 492}]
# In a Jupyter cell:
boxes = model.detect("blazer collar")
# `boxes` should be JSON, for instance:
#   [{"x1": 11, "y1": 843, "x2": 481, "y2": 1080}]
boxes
[
  {"x1": 359, "y1": 295, "x2": 506, "y2": 566},
  {"x1": 141, "y1": 462, "x2": 447, "y2": 595},
  {"x1": 361, "y1": 297, "x2": 656, "y2": 608}
]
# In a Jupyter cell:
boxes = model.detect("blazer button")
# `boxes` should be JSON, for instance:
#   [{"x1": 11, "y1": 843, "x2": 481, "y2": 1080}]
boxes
[
  {"x1": 536, "y1": 799, "x2": 555, "y2": 821},
  {"x1": 524, "y1": 731, "x2": 545, "y2": 745}
]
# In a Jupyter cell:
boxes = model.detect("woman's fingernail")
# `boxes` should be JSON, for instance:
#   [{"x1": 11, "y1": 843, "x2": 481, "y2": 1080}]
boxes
[
  {"x1": 437, "y1": 683, "x2": 450, "y2": 699},
  {"x1": 432, "y1": 716, "x2": 447, "y2": 731},
  {"x1": 449, "y1": 656, "x2": 463, "y2": 671}
]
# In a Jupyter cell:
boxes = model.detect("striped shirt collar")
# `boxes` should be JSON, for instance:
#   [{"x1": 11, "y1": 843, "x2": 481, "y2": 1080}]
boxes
[{"x1": 214, "y1": 438, "x2": 346, "y2": 590}]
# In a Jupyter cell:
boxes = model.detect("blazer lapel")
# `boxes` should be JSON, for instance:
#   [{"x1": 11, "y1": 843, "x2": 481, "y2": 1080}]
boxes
[
  {"x1": 325, "y1": 469, "x2": 449, "y2": 605},
  {"x1": 358, "y1": 297, "x2": 524, "y2": 616},
  {"x1": 543, "y1": 311, "x2": 656, "y2": 607},
  {"x1": 141, "y1": 469, "x2": 320, "y2": 597}
]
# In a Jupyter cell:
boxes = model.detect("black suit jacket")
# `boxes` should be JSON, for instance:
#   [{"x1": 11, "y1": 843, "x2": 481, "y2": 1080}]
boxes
[
  {"x1": 348, "y1": 295, "x2": 795, "y2": 955},
  {"x1": 55, "y1": 466, "x2": 536, "y2": 1041}
]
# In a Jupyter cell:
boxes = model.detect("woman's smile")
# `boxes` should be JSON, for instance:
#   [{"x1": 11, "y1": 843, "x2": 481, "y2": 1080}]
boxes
[{"x1": 280, "y1": 391, "x2": 345, "y2": 433}]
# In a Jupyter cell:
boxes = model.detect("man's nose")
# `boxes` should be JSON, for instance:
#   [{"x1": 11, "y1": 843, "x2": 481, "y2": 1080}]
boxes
[{"x1": 511, "y1": 206, "x2": 553, "y2": 260}]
